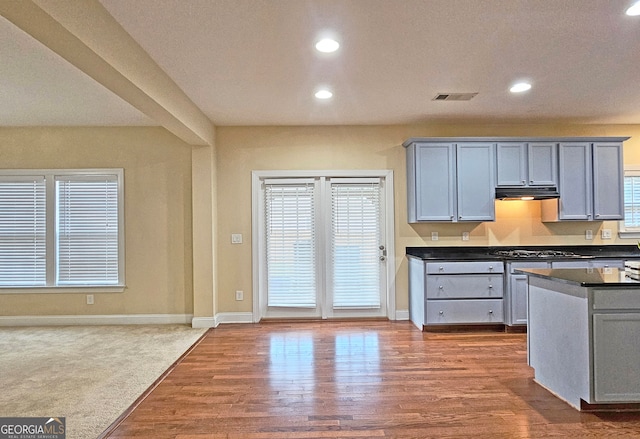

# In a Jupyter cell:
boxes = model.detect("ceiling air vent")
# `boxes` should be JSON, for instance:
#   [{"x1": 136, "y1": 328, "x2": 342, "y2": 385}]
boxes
[{"x1": 433, "y1": 92, "x2": 478, "y2": 101}]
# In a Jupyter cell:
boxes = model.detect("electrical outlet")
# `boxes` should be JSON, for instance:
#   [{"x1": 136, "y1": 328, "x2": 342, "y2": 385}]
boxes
[
  {"x1": 235, "y1": 290, "x2": 243, "y2": 301},
  {"x1": 231, "y1": 234, "x2": 243, "y2": 244},
  {"x1": 585, "y1": 229, "x2": 593, "y2": 240},
  {"x1": 86, "y1": 294, "x2": 94, "y2": 305},
  {"x1": 431, "y1": 232, "x2": 439, "y2": 241},
  {"x1": 601, "y1": 229, "x2": 612, "y2": 239},
  {"x1": 462, "y1": 232, "x2": 470, "y2": 241}
]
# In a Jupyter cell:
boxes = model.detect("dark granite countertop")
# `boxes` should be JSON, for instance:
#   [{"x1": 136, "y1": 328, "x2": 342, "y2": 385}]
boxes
[
  {"x1": 406, "y1": 245, "x2": 640, "y2": 261},
  {"x1": 515, "y1": 267, "x2": 640, "y2": 287}
]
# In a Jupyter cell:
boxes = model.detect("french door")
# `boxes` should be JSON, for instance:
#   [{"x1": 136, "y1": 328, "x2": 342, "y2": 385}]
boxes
[{"x1": 252, "y1": 171, "x2": 394, "y2": 321}]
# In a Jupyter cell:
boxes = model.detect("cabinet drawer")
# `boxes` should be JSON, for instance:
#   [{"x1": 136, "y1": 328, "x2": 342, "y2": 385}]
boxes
[
  {"x1": 426, "y1": 275, "x2": 503, "y2": 299},
  {"x1": 426, "y1": 261, "x2": 503, "y2": 274},
  {"x1": 593, "y1": 289, "x2": 640, "y2": 310},
  {"x1": 426, "y1": 299, "x2": 504, "y2": 324}
]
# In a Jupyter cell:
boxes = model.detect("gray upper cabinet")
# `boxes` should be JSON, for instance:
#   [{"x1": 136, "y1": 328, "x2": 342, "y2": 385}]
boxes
[
  {"x1": 406, "y1": 142, "x2": 456, "y2": 222},
  {"x1": 542, "y1": 141, "x2": 624, "y2": 221},
  {"x1": 496, "y1": 142, "x2": 557, "y2": 186},
  {"x1": 528, "y1": 142, "x2": 558, "y2": 186},
  {"x1": 405, "y1": 140, "x2": 495, "y2": 223},
  {"x1": 405, "y1": 137, "x2": 628, "y2": 224},
  {"x1": 456, "y1": 143, "x2": 496, "y2": 221},
  {"x1": 593, "y1": 142, "x2": 624, "y2": 220}
]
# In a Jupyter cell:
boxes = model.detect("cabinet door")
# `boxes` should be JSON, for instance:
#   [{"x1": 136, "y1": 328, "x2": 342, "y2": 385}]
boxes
[
  {"x1": 593, "y1": 313, "x2": 640, "y2": 402},
  {"x1": 558, "y1": 142, "x2": 593, "y2": 220},
  {"x1": 456, "y1": 143, "x2": 495, "y2": 221},
  {"x1": 528, "y1": 142, "x2": 558, "y2": 186},
  {"x1": 409, "y1": 143, "x2": 456, "y2": 222},
  {"x1": 509, "y1": 275, "x2": 529, "y2": 325},
  {"x1": 496, "y1": 142, "x2": 527, "y2": 186},
  {"x1": 593, "y1": 142, "x2": 624, "y2": 220}
]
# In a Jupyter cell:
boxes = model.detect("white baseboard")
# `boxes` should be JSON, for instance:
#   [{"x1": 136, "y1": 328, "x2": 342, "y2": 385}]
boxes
[
  {"x1": 0, "y1": 314, "x2": 193, "y2": 326},
  {"x1": 192, "y1": 312, "x2": 254, "y2": 328},
  {"x1": 191, "y1": 316, "x2": 217, "y2": 328},
  {"x1": 215, "y1": 312, "x2": 254, "y2": 325},
  {"x1": 193, "y1": 311, "x2": 408, "y2": 327}
]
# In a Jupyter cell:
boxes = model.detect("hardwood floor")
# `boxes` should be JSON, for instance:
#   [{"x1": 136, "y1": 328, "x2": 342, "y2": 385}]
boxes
[{"x1": 104, "y1": 321, "x2": 640, "y2": 438}]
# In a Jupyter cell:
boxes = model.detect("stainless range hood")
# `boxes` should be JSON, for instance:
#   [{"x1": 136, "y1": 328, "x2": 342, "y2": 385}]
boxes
[{"x1": 495, "y1": 186, "x2": 560, "y2": 200}]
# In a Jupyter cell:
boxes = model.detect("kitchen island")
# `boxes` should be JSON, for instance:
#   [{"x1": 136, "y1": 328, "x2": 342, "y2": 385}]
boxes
[{"x1": 518, "y1": 267, "x2": 640, "y2": 410}]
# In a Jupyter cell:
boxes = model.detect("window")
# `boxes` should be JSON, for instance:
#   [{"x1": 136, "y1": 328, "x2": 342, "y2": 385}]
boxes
[
  {"x1": 0, "y1": 169, "x2": 124, "y2": 291},
  {"x1": 620, "y1": 167, "x2": 640, "y2": 238},
  {"x1": 264, "y1": 180, "x2": 317, "y2": 308}
]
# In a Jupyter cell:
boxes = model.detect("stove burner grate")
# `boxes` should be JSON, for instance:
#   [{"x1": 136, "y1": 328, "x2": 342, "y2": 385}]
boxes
[{"x1": 493, "y1": 249, "x2": 579, "y2": 258}]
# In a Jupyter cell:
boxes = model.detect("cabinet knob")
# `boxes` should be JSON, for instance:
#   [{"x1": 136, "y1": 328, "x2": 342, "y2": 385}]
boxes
[
  {"x1": 439, "y1": 266, "x2": 444, "y2": 271},
  {"x1": 439, "y1": 310, "x2": 444, "y2": 315},
  {"x1": 489, "y1": 285, "x2": 493, "y2": 289},
  {"x1": 489, "y1": 266, "x2": 493, "y2": 271},
  {"x1": 439, "y1": 285, "x2": 443, "y2": 289},
  {"x1": 489, "y1": 310, "x2": 493, "y2": 314},
  {"x1": 522, "y1": 180, "x2": 526, "y2": 184}
]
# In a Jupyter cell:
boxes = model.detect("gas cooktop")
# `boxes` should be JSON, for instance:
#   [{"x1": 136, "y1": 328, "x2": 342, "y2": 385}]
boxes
[{"x1": 491, "y1": 249, "x2": 592, "y2": 259}]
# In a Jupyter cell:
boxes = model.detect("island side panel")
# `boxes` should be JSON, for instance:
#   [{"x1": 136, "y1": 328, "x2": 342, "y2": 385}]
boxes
[
  {"x1": 528, "y1": 278, "x2": 590, "y2": 409},
  {"x1": 408, "y1": 257, "x2": 426, "y2": 330}
]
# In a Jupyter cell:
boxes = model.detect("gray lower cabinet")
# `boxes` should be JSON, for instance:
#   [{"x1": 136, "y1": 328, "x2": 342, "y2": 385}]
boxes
[
  {"x1": 507, "y1": 259, "x2": 625, "y2": 327},
  {"x1": 506, "y1": 261, "x2": 550, "y2": 326},
  {"x1": 592, "y1": 312, "x2": 640, "y2": 402},
  {"x1": 409, "y1": 259, "x2": 504, "y2": 328}
]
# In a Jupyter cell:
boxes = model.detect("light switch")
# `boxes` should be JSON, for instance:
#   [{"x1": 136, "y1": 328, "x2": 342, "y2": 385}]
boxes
[
  {"x1": 431, "y1": 232, "x2": 438, "y2": 241},
  {"x1": 231, "y1": 233, "x2": 243, "y2": 244},
  {"x1": 585, "y1": 230, "x2": 593, "y2": 240},
  {"x1": 601, "y1": 229, "x2": 612, "y2": 239},
  {"x1": 462, "y1": 232, "x2": 470, "y2": 241}
]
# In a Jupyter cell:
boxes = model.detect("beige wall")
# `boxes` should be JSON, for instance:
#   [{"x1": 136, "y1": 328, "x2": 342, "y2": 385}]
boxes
[
  {"x1": 216, "y1": 123, "x2": 640, "y2": 313},
  {"x1": 3, "y1": 122, "x2": 640, "y2": 319},
  {"x1": 0, "y1": 127, "x2": 194, "y2": 316}
]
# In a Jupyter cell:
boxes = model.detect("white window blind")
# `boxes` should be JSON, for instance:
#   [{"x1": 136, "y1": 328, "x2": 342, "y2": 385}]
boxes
[
  {"x1": 0, "y1": 177, "x2": 46, "y2": 286},
  {"x1": 331, "y1": 181, "x2": 381, "y2": 309},
  {"x1": 55, "y1": 176, "x2": 119, "y2": 285},
  {"x1": 265, "y1": 182, "x2": 316, "y2": 307},
  {"x1": 624, "y1": 174, "x2": 640, "y2": 229}
]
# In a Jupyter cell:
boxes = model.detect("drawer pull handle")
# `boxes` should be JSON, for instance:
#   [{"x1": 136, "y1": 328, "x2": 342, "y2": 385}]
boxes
[{"x1": 439, "y1": 310, "x2": 444, "y2": 315}]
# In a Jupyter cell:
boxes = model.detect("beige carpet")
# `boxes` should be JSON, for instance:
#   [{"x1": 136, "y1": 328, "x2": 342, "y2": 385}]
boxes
[{"x1": 0, "y1": 324, "x2": 207, "y2": 439}]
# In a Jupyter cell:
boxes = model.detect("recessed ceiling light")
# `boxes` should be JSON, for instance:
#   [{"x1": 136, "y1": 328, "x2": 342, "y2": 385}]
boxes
[
  {"x1": 315, "y1": 38, "x2": 340, "y2": 53},
  {"x1": 315, "y1": 89, "x2": 333, "y2": 99},
  {"x1": 626, "y1": 1, "x2": 640, "y2": 15},
  {"x1": 510, "y1": 82, "x2": 532, "y2": 93}
]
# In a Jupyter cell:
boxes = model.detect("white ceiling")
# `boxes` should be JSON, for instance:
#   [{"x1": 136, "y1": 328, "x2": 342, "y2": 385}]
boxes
[{"x1": 2, "y1": 0, "x2": 640, "y2": 128}]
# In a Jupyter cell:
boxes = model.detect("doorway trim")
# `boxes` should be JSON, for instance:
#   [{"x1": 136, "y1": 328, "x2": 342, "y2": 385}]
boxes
[{"x1": 251, "y1": 170, "x2": 396, "y2": 323}]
